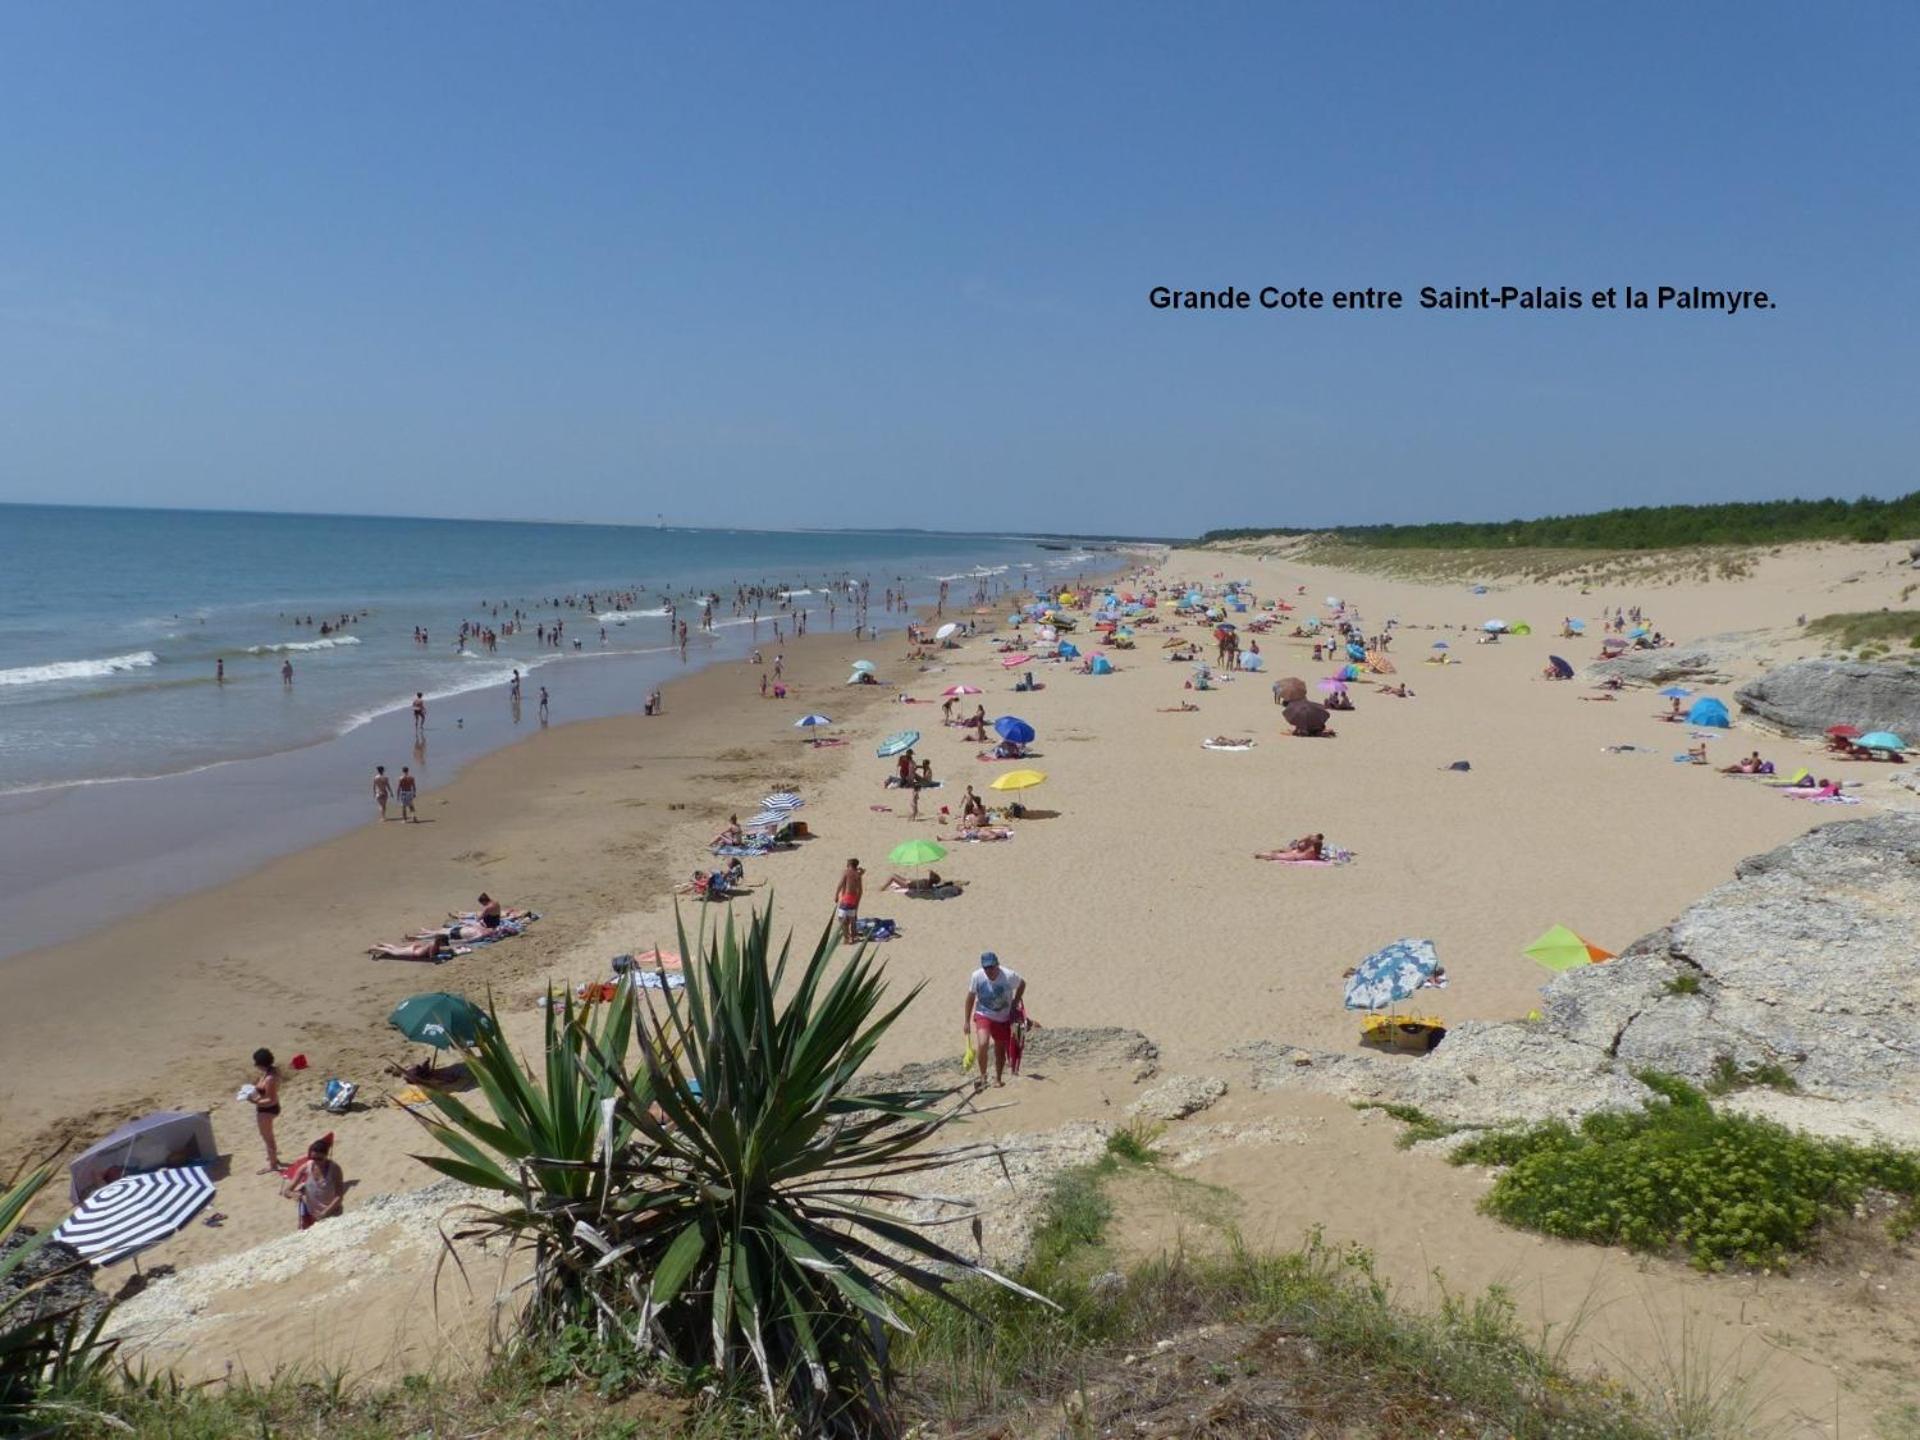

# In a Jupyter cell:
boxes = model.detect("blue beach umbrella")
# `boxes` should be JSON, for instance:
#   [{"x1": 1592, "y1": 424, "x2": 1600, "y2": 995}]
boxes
[
  {"x1": 1658, "y1": 687, "x2": 1692, "y2": 699},
  {"x1": 1431, "y1": 641, "x2": 1449, "y2": 650},
  {"x1": 851, "y1": 659, "x2": 876, "y2": 673},
  {"x1": 993, "y1": 716, "x2": 1036, "y2": 745},
  {"x1": 876, "y1": 730, "x2": 920, "y2": 758},
  {"x1": 1858, "y1": 731, "x2": 1906, "y2": 751},
  {"x1": 1567, "y1": 619, "x2": 1586, "y2": 632},
  {"x1": 793, "y1": 714, "x2": 833, "y2": 730},
  {"x1": 1343, "y1": 939, "x2": 1446, "y2": 1012}
]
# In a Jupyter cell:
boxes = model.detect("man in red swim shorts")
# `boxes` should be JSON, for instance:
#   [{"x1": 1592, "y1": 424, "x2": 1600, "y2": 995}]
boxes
[{"x1": 963, "y1": 951, "x2": 1025, "y2": 1088}]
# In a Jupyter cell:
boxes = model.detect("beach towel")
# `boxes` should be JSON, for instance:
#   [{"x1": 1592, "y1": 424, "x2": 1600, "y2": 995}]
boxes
[
  {"x1": 903, "y1": 883, "x2": 963, "y2": 900},
  {"x1": 630, "y1": 970, "x2": 688, "y2": 989},
  {"x1": 1202, "y1": 740, "x2": 1256, "y2": 751},
  {"x1": 710, "y1": 843, "x2": 774, "y2": 857}
]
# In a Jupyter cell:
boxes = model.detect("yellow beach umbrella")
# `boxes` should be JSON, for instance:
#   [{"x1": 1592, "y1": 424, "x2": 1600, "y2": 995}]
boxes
[{"x1": 989, "y1": 769, "x2": 1047, "y2": 792}]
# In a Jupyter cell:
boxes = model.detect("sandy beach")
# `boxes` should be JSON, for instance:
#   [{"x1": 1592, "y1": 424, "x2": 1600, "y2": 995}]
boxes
[{"x1": 7, "y1": 539, "x2": 1918, "y2": 1432}]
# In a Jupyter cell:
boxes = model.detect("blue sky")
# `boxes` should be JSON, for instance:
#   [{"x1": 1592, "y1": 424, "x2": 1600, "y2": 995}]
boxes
[{"x1": 0, "y1": 3, "x2": 1913, "y2": 536}]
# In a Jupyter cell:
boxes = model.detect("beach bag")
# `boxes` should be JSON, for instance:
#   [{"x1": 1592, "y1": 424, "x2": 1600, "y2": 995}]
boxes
[
  {"x1": 963, "y1": 1039, "x2": 976, "y2": 1071},
  {"x1": 324, "y1": 1078, "x2": 358, "y2": 1114}
]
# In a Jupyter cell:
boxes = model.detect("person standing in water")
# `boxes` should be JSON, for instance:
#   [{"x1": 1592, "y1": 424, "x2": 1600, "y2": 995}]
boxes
[
  {"x1": 281, "y1": 658, "x2": 294, "y2": 687},
  {"x1": 538, "y1": 686, "x2": 549, "y2": 722},
  {"x1": 373, "y1": 764, "x2": 392, "y2": 820},
  {"x1": 412, "y1": 692, "x2": 427, "y2": 737},
  {"x1": 216, "y1": 657, "x2": 225, "y2": 684}
]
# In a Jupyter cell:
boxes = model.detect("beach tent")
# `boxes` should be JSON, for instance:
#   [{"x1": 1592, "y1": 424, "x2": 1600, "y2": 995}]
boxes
[
  {"x1": 1523, "y1": 925, "x2": 1614, "y2": 973},
  {"x1": 68, "y1": 1111, "x2": 216, "y2": 1204},
  {"x1": 1058, "y1": 642, "x2": 1080, "y2": 660},
  {"x1": 1509, "y1": 622, "x2": 1532, "y2": 636},
  {"x1": 1548, "y1": 655, "x2": 1574, "y2": 678},
  {"x1": 1239, "y1": 652, "x2": 1264, "y2": 671},
  {"x1": 1687, "y1": 697, "x2": 1730, "y2": 728},
  {"x1": 1346, "y1": 641, "x2": 1367, "y2": 662},
  {"x1": 1089, "y1": 656, "x2": 1113, "y2": 675}
]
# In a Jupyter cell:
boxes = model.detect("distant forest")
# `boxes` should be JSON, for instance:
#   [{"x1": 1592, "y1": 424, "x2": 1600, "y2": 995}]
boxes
[{"x1": 1200, "y1": 492, "x2": 1920, "y2": 550}]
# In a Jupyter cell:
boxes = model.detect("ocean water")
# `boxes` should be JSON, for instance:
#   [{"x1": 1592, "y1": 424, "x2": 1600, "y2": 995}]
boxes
[{"x1": 0, "y1": 505, "x2": 1086, "y2": 794}]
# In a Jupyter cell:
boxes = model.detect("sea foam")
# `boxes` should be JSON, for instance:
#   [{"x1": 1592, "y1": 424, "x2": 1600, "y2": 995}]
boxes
[
  {"x1": 0, "y1": 651, "x2": 160, "y2": 687},
  {"x1": 244, "y1": 636, "x2": 362, "y2": 654}
]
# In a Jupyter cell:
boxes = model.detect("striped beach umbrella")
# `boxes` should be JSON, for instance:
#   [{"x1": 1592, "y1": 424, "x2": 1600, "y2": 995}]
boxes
[
  {"x1": 761, "y1": 791, "x2": 805, "y2": 811},
  {"x1": 793, "y1": 714, "x2": 833, "y2": 730},
  {"x1": 55, "y1": 1166, "x2": 214, "y2": 1264},
  {"x1": 875, "y1": 731, "x2": 919, "y2": 758},
  {"x1": 744, "y1": 810, "x2": 788, "y2": 831}
]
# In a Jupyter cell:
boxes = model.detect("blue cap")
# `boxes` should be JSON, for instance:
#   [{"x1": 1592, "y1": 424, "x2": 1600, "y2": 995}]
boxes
[{"x1": 980, "y1": 951, "x2": 1000, "y2": 968}]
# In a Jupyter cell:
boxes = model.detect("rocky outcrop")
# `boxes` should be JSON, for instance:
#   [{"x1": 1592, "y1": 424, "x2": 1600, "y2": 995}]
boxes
[
  {"x1": 0, "y1": 1229, "x2": 105, "y2": 1332},
  {"x1": 1126, "y1": 1075, "x2": 1227, "y2": 1122},
  {"x1": 1239, "y1": 814, "x2": 1920, "y2": 1144},
  {"x1": 1735, "y1": 659, "x2": 1920, "y2": 739},
  {"x1": 1589, "y1": 647, "x2": 1735, "y2": 685}
]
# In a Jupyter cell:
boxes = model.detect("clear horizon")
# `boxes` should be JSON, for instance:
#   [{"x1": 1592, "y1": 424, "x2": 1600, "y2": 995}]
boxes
[{"x1": 1, "y1": 4, "x2": 1914, "y2": 533}]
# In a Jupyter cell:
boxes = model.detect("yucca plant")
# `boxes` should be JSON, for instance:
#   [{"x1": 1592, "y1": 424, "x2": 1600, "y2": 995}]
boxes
[
  {"x1": 414, "y1": 905, "x2": 1048, "y2": 1437},
  {"x1": 1, "y1": 1161, "x2": 117, "y2": 1432}
]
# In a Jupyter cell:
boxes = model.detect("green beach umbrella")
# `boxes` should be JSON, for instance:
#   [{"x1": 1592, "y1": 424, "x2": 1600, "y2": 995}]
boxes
[
  {"x1": 1522, "y1": 926, "x2": 1614, "y2": 973},
  {"x1": 887, "y1": 838, "x2": 948, "y2": 868},
  {"x1": 388, "y1": 993, "x2": 491, "y2": 1050}
]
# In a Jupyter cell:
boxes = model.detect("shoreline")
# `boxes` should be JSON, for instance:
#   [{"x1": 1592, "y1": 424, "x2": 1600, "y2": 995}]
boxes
[{"x1": 9, "y1": 541, "x2": 1919, "y2": 1431}]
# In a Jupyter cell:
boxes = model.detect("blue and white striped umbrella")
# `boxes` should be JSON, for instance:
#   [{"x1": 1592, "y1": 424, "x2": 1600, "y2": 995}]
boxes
[
  {"x1": 761, "y1": 792, "x2": 804, "y2": 812},
  {"x1": 744, "y1": 810, "x2": 788, "y2": 830},
  {"x1": 1343, "y1": 939, "x2": 1446, "y2": 1012},
  {"x1": 793, "y1": 714, "x2": 833, "y2": 730},
  {"x1": 56, "y1": 1166, "x2": 214, "y2": 1264}
]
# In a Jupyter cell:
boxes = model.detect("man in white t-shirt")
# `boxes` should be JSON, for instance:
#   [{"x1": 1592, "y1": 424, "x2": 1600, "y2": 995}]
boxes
[{"x1": 963, "y1": 952, "x2": 1026, "y2": 1088}]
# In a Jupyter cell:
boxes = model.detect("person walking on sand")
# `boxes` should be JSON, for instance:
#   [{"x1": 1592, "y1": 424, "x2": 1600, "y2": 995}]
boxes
[
  {"x1": 397, "y1": 765, "x2": 418, "y2": 821},
  {"x1": 373, "y1": 764, "x2": 392, "y2": 820},
  {"x1": 247, "y1": 1048, "x2": 283, "y2": 1172},
  {"x1": 963, "y1": 952, "x2": 1025, "y2": 1088},
  {"x1": 412, "y1": 691, "x2": 427, "y2": 737},
  {"x1": 836, "y1": 858, "x2": 864, "y2": 944},
  {"x1": 282, "y1": 1135, "x2": 344, "y2": 1228}
]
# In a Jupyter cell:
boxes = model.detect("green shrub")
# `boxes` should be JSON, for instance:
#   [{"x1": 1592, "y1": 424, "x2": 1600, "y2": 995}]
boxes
[
  {"x1": 1663, "y1": 972, "x2": 1702, "y2": 996},
  {"x1": 1452, "y1": 1075, "x2": 1920, "y2": 1270},
  {"x1": 1353, "y1": 1101, "x2": 1464, "y2": 1148}
]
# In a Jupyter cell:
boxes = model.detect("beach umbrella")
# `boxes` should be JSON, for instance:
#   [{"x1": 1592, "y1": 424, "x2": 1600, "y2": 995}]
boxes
[
  {"x1": 876, "y1": 731, "x2": 919, "y2": 758},
  {"x1": 942, "y1": 684, "x2": 983, "y2": 698},
  {"x1": 793, "y1": 714, "x2": 833, "y2": 732},
  {"x1": 1548, "y1": 655, "x2": 1574, "y2": 678},
  {"x1": 1858, "y1": 731, "x2": 1907, "y2": 751},
  {"x1": 1325, "y1": 595, "x2": 1341, "y2": 607},
  {"x1": 1601, "y1": 637, "x2": 1629, "y2": 652},
  {"x1": 1316, "y1": 677, "x2": 1347, "y2": 692},
  {"x1": 851, "y1": 659, "x2": 876, "y2": 673},
  {"x1": 1431, "y1": 641, "x2": 1448, "y2": 650},
  {"x1": 388, "y1": 993, "x2": 491, "y2": 1050},
  {"x1": 1483, "y1": 619, "x2": 1507, "y2": 632},
  {"x1": 1346, "y1": 641, "x2": 1367, "y2": 662},
  {"x1": 761, "y1": 791, "x2": 804, "y2": 811},
  {"x1": 1509, "y1": 622, "x2": 1533, "y2": 635},
  {"x1": 1523, "y1": 925, "x2": 1614, "y2": 973},
  {"x1": 744, "y1": 810, "x2": 788, "y2": 831},
  {"x1": 1240, "y1": 652, "x2": 1264, "y2": 671},
  {"x1": 886, "y1": 838, "x2": 948, "y2": 869},
  {"x1": 1567, "y1": 619, "x2": 1586, "y2": 632},
  {"x1": 67, "y1": 1111, "x2": 215, "y2": 1204},
  {"x1": 1628, "y1": 627, "x2": 1648, "y2": 639},
  {"x1": 1000, "y1": 653, "x2": 1032, "y2": 668},
  {"x1": 1283, "y1": 698, "x2": 1330, "y2": 735},
  {"x1": 1825, "y1": 724, "x2": 1862, "y2": 738},
  {"x1": 54, "y1": 1166, "x2": 215, "y2": 1264},
  {"x1": 993, "y1": 716, "x2": 1036, "y2": 745},
  {"x1": 1471, "y1": 585, "x2": 1489, "y2": 595},
  {"x1": 1658, "y1": 686, "x2": 1692, "y2": 699},
  {"x1": 1275, "y1": 676, "x2": 1307, "y2": 702},
  {"x1": 935, "y1": 622, "x2": 959, "y2": 641},
  {"x1": 989, "y1": 769, "x2": 1046, "y2": 792},
  {"x1": 1344, "y1": 939, "x2": 1445, "y2": 1011}
]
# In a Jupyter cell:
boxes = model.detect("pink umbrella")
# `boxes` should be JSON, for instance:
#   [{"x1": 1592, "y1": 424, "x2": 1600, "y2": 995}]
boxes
[
  {"x1": 1317, "y1": 677, "x2": 1347, "y2": 692},
  {"x1": 942, "y1": 684, "x2": 983, "y2": 697},
  {"x1": 1000, "y1": 654, "x2": 1032, "y2": 668}
]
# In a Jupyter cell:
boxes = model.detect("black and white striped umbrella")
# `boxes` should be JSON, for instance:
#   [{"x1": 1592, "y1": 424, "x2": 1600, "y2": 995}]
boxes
[
  {"x1": 760, "y1": 792, "x2": 804, "y2": 812},
  {"x1": 55, "y1": 1166, "x2": 215, "y2": 1264}
]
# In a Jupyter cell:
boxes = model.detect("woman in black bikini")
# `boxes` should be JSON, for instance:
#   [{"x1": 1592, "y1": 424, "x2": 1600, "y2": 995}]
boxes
[{"x1": 249, "y1": 1047, "x2": 282, "y2": 1172}]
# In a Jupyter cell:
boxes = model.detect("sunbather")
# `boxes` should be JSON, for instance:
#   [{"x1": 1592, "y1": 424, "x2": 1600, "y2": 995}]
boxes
[
  {"x1": 369, "y1": 935, "x2": 457, "y2": 961},
  {"x1": 882, "y1": 869, "x2": 958, "y2": 894},
  {"x1": 1255, "y1": 833, "x2": 1324, "y2": 862},
  {"x1": 942, "y1": 825, "x2": 1014, "y2": 842}
]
